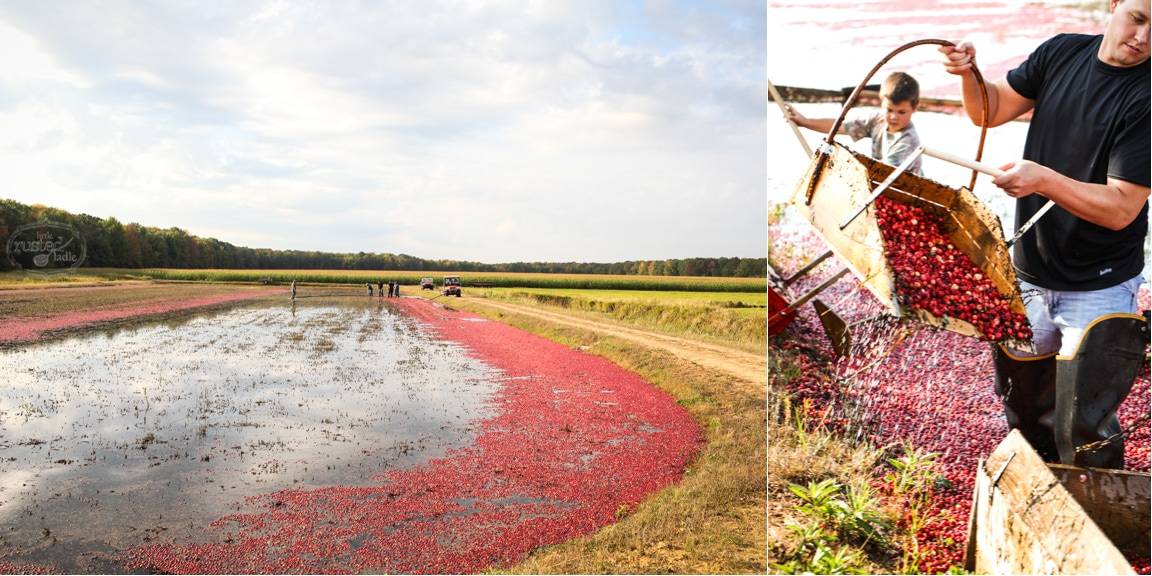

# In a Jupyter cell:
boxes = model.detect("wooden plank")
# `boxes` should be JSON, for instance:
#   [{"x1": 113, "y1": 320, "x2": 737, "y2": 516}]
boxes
[
  {"x1": 972, "y1": 430, "x2": 1135, "y2": 575},
  {"x1": 790, "y1": 144, "x2": 898, "y2": 316},
  {"x1": 965, "y1": 458, "x2": 984, "y2": 572},
  {"x1": 1047, "y1": 464, "x2": 1151, "y2": 557},
  {"x1": 772, "y1": 85, "x2": 1033, "y2": 121},
  {"x1": 773, "y1": 85, "x2": 966, "y2": 111}
]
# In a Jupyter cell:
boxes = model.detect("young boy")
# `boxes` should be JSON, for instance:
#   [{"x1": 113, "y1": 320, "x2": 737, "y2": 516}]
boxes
[{"x1": 785, "y1": 71, "x2": 923, "y2": 176}]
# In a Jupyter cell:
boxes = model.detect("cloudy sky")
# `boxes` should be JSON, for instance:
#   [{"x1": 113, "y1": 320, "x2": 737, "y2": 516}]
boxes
[{"x1": 0, "y1": 1, "x2": 765, "y2": 263}]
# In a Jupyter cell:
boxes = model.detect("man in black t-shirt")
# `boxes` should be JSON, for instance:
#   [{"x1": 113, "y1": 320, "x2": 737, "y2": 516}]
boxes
[{"x1": 941, "y1": 0, "x2": 1150, "y2": 468}]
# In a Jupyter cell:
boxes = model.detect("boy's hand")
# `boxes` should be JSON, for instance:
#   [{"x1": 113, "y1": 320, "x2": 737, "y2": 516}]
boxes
[
  {"x1": 939, "y1": 41, "x2": 977, "y2": 75},
  {"x1": 783, "y1": 104, "x2": 807, "y2": 127}
]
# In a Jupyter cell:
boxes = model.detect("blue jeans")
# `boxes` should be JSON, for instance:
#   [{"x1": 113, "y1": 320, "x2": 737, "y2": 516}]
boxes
[{"x1": 1012, "y1": 276, "x2": 1143, "y2": 358}]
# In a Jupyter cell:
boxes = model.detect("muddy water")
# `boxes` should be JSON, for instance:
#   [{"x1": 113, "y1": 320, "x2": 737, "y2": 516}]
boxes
[{"x1": 0, "y1": 299, "x2": 500, "y2": 573}]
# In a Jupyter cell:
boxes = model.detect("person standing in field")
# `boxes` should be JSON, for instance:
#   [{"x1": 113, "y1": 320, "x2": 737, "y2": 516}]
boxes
[
  {"x1": 941, "y1": 0, "x2": 1150, "y2": 468},
  {"x1": 291, "y1": 279, "x2": 296, "y2": 301},
  {"x1": 367, "y1": 282, "x2": 373, "y2": 296},
  {"x1": 784, "y1": 71, "x2": 925, "y2": 176},
  {"x1": 378, "y1": 280, "x2": 384, "y2": 297}
]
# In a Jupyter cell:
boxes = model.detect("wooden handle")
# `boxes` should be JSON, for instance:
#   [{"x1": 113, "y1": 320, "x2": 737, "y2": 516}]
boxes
[
  {"x1": 923, "y1": 146, "x2": 1004, "y2": 178},
  {"x1": 768, "y1": 77, "x2": 813, "y2": 158},
  {"x1": 923, "y1": 146, "x2": 1054, "y2": 247}
]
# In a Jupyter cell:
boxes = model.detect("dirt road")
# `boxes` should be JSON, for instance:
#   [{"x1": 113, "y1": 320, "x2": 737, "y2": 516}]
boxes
[{"x1": 465, "y1": 298, "x2": 766, "y2": 389}]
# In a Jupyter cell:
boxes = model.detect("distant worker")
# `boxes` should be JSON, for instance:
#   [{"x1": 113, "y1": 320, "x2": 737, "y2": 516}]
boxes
[
  {"x1": 393, "y1": 281, "x2": 400, "y2": 297},
  {"x1": 366, "y1": 282, "x2": 373, "y2": 296},
  {"x1": 290, "y1": 279, "x2": 296, "y2": 301},
  {"x1": 378, "y1": 281, "x2": 384, "y2": 297},
  {"x1": 784, "y1": 71, "x2": 924, "y2": 176}
]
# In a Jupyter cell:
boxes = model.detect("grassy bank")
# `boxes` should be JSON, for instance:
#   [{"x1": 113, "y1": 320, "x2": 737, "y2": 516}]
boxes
[
  {"x1": 438, "y1": 296, "x2": 766, "y2": 573},
  {"x1": 0, "y1": 268, "x2": 766, "y2": 292},
  {"x1": 0, "y1": 282, "x2": 277, "y2": 318},
  {"x1": 471, "y1": 287, "x2": 766, "y2": 307},
  {"x1": 0, "y1": 271, "x2": 153, "y2": 288},
  {"x1": 767, "y1": 341, "x2": 960, "y2": 574},
  {"x1": 767, "y1": 345, "x2": 887, "y2": 573},
  {"x1": 475, "y1": 287, "x2": 766, "y2": 354}
]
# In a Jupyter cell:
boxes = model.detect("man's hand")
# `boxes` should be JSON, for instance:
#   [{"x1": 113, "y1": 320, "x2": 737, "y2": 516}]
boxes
[
  {"x1": 993, "y1": 160, "x2": 1052, "y2": 199},
  {"x1": 993, "y1": 160, "x2": 1150, "y2": 230},
  {"x1": 940, "y1": 39, "x2": 1034, "y2": 127},
  {"x1": 939, "y1": 41, "x2": 977, "y2": 75}
]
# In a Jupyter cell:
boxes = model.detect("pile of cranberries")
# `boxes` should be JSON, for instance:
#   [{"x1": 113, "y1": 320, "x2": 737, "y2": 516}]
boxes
[
  {"x1": 774, "y1": 223, "x2": 1151, "y2": 574},
  {"x1": 873, "y1": 197, "x2": 1032, "y2": 343}
]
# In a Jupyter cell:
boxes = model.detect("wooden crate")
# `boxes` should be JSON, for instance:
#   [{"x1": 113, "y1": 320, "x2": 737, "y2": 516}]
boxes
[
  {"x1": 966, "y1": 430, "x2": 1150, "y2": 575},
  {"x1": 790, "y1": 143, "x2": 1027, "y2": 345}
]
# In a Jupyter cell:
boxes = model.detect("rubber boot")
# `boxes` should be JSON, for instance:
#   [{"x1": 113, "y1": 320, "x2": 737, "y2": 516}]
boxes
[
  {"x1": 1054, "y1": 314, "x2": 1149, "y2": 469},
  {"x1": 992, "y1": 345, "x2": 1058, "y2": 461}
]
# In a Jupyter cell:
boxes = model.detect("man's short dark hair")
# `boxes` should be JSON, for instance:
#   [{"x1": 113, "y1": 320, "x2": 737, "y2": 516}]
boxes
[{"x1": 882, "y1": 72, "x2": 920, "y2": 107}]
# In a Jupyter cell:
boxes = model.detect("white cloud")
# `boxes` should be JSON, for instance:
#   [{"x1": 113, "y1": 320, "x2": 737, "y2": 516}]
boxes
[
  {"x1": 0, "y1": 19, "x2": 88, "y2": 88},
  {"x1": 0, "y1": 0, "x2": 765, "y2": 262}
]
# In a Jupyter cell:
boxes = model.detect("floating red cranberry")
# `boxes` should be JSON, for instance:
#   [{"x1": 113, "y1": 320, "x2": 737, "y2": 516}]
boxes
[{"x1": 125, "y1": 299, "x2": 703, "y2": 574}]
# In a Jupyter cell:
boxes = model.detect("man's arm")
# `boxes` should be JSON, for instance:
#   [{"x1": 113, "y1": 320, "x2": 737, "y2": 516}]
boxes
[
  {"x1": 994, "y1": 161, "x2": 1151, "y2": 231},
  {"x1": 940, "y1": 42, "x2": 1035, "y2": 127}
]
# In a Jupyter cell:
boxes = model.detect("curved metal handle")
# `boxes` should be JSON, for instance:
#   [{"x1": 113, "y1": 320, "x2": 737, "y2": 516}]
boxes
[{"x1": 825, "y1": 38, "x2": 990, "y2": 192}]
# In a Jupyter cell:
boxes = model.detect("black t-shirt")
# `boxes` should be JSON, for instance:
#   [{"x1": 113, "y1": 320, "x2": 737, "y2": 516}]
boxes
[{"x1": 1006, "y1": 33, "x2": 1150, "y2": 291}]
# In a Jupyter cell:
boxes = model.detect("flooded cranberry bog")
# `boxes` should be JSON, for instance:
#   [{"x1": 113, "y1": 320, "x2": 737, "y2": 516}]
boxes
[{"x1": 0, "y1": 294, "x2": 701, "y2": 573}]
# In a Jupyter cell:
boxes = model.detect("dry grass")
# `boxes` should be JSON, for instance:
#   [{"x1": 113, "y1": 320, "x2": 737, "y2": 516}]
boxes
[
  {"x1": 765, "y1": 344, "x2": 910, "y2": 574},
  {"x1": 0, "y1": 281, "x2": 275, "y2": 319},
  {"x1": 482, "y1": 289, "x2": 766, "y2": 355},
  {"x1": 0, "y1": 271, "x2": 152, "y2": 288}
]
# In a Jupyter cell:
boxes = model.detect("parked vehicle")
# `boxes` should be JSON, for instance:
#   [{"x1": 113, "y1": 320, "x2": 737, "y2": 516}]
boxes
[
  {"x1": 420, "y1": 277, "x2": 435, "y2": 290},
  {"x1": 442, "y1": 276, "x2": 461, "y2": 297}
]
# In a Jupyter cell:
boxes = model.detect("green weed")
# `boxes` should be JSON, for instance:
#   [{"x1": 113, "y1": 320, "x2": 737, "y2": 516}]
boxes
[
  {"x1": 883, "y1": 445, "x2": 946, "y2": 574},
  {"x1": 775, "y1": 476, "x2": 891, "y2": 574}
]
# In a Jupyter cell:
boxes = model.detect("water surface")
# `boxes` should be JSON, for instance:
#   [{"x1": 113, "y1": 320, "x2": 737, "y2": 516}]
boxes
[{"x1": 0, "y1": 298, "x2": 500, "y2": 572}]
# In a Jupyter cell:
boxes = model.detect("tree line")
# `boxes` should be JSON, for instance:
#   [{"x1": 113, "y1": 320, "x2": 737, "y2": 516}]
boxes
[{"x1": 0, "y1": 199, "x2": 767, "y2": 277}]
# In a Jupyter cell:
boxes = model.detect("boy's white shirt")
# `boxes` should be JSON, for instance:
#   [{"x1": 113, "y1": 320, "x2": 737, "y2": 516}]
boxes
[{"x1": 842, "y1": 108, "x2": 923, "y2": 176}]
